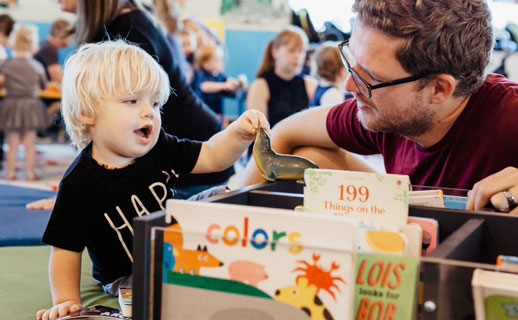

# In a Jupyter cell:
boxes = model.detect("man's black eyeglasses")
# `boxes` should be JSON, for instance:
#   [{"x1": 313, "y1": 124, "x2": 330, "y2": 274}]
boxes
[{"x1": 338, "y1": 40, "x2": 428, "y2": 98}]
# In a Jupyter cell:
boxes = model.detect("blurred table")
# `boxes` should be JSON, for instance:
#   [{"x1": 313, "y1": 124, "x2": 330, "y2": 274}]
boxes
[{"x1": 0, "y1": 88, "x2": 61, "y2": 101}]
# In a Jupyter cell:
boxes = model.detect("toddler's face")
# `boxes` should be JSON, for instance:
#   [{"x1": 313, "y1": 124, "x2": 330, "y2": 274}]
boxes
[
  {"x1": 203, "y1": 51, "x2": 224, "y2": 73},
  {"x1": 89, "y1": 89, "x2": 162, "y2": 168}
]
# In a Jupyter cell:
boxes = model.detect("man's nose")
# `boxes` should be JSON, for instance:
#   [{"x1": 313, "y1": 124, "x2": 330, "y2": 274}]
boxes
[{"x1": 344, "y1": 72, "x2": 359, "y2": 94}]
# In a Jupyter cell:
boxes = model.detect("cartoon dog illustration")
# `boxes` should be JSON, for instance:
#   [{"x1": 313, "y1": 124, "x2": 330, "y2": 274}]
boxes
[{"x1": 173, "y1": 245, "x2": 224, "y2": 275}]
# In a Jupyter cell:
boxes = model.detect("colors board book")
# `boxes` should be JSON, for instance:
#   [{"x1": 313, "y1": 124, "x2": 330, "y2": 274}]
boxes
[{"x1": 163, "y1": 200, "x2": 358, "y2": 319}]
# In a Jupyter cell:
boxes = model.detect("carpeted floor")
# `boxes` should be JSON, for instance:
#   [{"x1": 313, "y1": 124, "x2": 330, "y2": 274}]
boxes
[{"x1": 0, "y1": 140, "x2": 78, "y2": 191}]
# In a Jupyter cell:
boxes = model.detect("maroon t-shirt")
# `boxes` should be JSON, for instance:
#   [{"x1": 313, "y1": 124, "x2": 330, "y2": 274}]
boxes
[{"x1": 326, "y1": 74, "x2": 518, "y2": 189}]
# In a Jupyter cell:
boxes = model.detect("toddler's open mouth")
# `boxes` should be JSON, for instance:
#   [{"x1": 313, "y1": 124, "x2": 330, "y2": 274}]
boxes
[{"x1": 135, "y1": 124, "x2": 153, "y2": 139}]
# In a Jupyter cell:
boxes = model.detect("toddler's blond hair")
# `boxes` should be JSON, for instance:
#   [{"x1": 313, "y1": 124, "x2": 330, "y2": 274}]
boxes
[
  {"x1": 61, "y1": 40, "x2": 170, "y2": 148},
  {"x1": 10, "y1": 24, "x2": 39, "y2": 53}
]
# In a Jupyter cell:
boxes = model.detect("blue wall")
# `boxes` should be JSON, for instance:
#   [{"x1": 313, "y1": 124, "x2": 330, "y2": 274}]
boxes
[{"x1": 223, "y1": 29, "x2": 276, "y2": 116}]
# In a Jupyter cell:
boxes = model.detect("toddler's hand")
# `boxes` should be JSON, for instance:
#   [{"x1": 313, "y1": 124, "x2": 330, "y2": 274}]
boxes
[
  {"x1": 36, "y1": 300, "x2": 82, "y2": 320},
  {"x1": 225, "y1": 79, "x2": 240, "y2": 92},
  {"x1": 234, "y1": 110, "x2": 269, "y2": 141}
]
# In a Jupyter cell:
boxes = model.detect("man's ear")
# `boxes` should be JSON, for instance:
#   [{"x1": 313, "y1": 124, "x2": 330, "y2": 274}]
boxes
[
  {"x1": 79, "y1": 111, "x2": 95, "y2": 125},
  {"x1": 429, "y1": 74, "x2": 457, "y2": 104}
]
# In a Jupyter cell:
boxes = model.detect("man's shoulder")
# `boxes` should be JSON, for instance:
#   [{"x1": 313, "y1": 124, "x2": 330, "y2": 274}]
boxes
[
  {"x1": 329, "y1": 98, "x2": 357, "y2": 114},
  {"x1": 477, "y1": 74, "x2": 518, "y2": 101}
]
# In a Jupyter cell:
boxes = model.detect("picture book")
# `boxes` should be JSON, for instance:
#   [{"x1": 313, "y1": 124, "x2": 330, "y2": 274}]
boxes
[
  {"x1": 472, "y1": 268, "x2": 518, "y2": 320},
  {"x1": 303, "y1": 169, "x2": 410, "y2": 227},
  {"x1": 409, "y1": 189, "x2": 444, "y2": 207},
  {"x1": 354, "y1": 253, "x2": 419, "y2": 320},
  {"x1": 357, "y1": 224, "x2": 422, "y2": 258},
  {"x1": 497, "y1": 255, "x2": 518, "y2": 274},
  {"x1": 163, "y1": 199, "x2": 358, "y2": 320},
  {"x1": 407, "y1": 216, "x2": 439, "y2": 255},
  {"x1": 443, "y1": 195, "x2": 469, "y2": 210}
]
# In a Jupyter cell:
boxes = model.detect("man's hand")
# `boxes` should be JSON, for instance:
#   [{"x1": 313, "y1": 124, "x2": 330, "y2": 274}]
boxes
[{"x1": 466, "y1": 167, "x2": 518, "y2": 213}]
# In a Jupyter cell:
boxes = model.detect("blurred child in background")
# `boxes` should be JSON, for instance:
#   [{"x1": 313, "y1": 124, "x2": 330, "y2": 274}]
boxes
[
  {"x1": 191, "y1": 44, "x2": 245, "y2": 121},
  {"x1": 0, "y1": 24, "x2": 48, "y2": 180},
  {"x1": 152, "y1": 0, "x2": 189, "y2": 79},
  {"x1": 34, "y1": 19, "x2": 72, "y2": 140},
  {"x1": 309, "y1": 42, "x2": 350, "y2": 107}
]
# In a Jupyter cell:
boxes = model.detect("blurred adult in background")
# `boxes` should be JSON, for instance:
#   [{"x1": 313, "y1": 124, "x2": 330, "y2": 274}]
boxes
[
  {"x1": 246, "y1": 26, "x2": 317, "y2": 129},
  {"x1": 61, "y1": 0, "x2": 234, "y2": 198},
  {"x1": 34, "y1": 19, "x2": 72, "y2": 135},
  {"x1": 152, "y1": 0, "x2": 188, "y2": 79},
  {"x1": 34, "y1": 19, "x2": 71, "y2": 84},
  {"x1": 0, "y1": 13, "x2": 15, "y2": 168}
]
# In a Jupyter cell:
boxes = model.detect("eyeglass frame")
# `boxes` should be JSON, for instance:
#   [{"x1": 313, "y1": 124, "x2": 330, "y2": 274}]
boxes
[{"x1": 338, "y1": 40, "x2": 429, "y2": 98}]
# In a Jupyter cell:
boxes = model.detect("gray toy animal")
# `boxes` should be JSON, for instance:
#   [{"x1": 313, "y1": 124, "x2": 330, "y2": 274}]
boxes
[{"x1": 253, "y1": 128, "x2": 318, "y2": 182}]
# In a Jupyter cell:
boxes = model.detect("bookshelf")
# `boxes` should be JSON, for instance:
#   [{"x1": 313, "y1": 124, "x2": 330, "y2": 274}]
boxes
[{"x1": 133, "y1": 180, "x2": 518, "y2": 319}]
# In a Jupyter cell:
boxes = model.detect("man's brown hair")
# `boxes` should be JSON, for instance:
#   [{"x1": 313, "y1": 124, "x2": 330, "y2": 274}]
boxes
[
  {"x1": 50, "y1": 19, "x2": 71, "y2": 39},
  {"x1": 353, "y1": 0, "x2": 493, "y2": 96}
]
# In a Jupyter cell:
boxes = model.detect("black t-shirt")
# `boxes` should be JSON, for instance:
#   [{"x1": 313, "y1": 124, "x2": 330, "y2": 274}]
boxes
[
  {"x1": 42, "y1": 130, "x2": 201, "y2": 285},
  {"x1": 94, "y1": 10, "x2": 233, "y2": 186},
  {"x1": 34, "y1": 40, "x2": 58, "y2": 80}
]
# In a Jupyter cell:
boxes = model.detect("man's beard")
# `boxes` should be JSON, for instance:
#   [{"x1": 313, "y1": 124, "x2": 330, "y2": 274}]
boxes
[{"x1": 356, "y1": 94, "x2": 434, "y2": 137}]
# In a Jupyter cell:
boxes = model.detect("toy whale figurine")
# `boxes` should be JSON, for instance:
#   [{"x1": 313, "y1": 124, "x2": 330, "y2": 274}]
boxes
[{"x1": 253, "y1": 128, "x2": 318, "y2": 182}]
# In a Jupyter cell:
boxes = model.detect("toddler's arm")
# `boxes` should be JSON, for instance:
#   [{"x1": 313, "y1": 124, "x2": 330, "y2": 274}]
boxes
[
  {"x1": 192, "y1": 109, "x2": 269, "y2": 173},
  {"x1": 199, "y1": 78, "x2": 240, "y2": 93},
  {"x1": 36, "y1": 246, "x2": 82, "y2": 320}
]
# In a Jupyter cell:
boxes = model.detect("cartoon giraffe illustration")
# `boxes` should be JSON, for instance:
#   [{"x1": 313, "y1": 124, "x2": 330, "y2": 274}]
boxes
[{"x1": 274, "y1": 254, "x2": 344, "y2": 320}]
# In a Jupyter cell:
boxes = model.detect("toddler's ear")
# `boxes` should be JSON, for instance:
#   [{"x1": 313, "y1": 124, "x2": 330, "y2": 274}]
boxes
[{"x1": 79, "y1": 112, "x2": 95, "y2": 125}]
